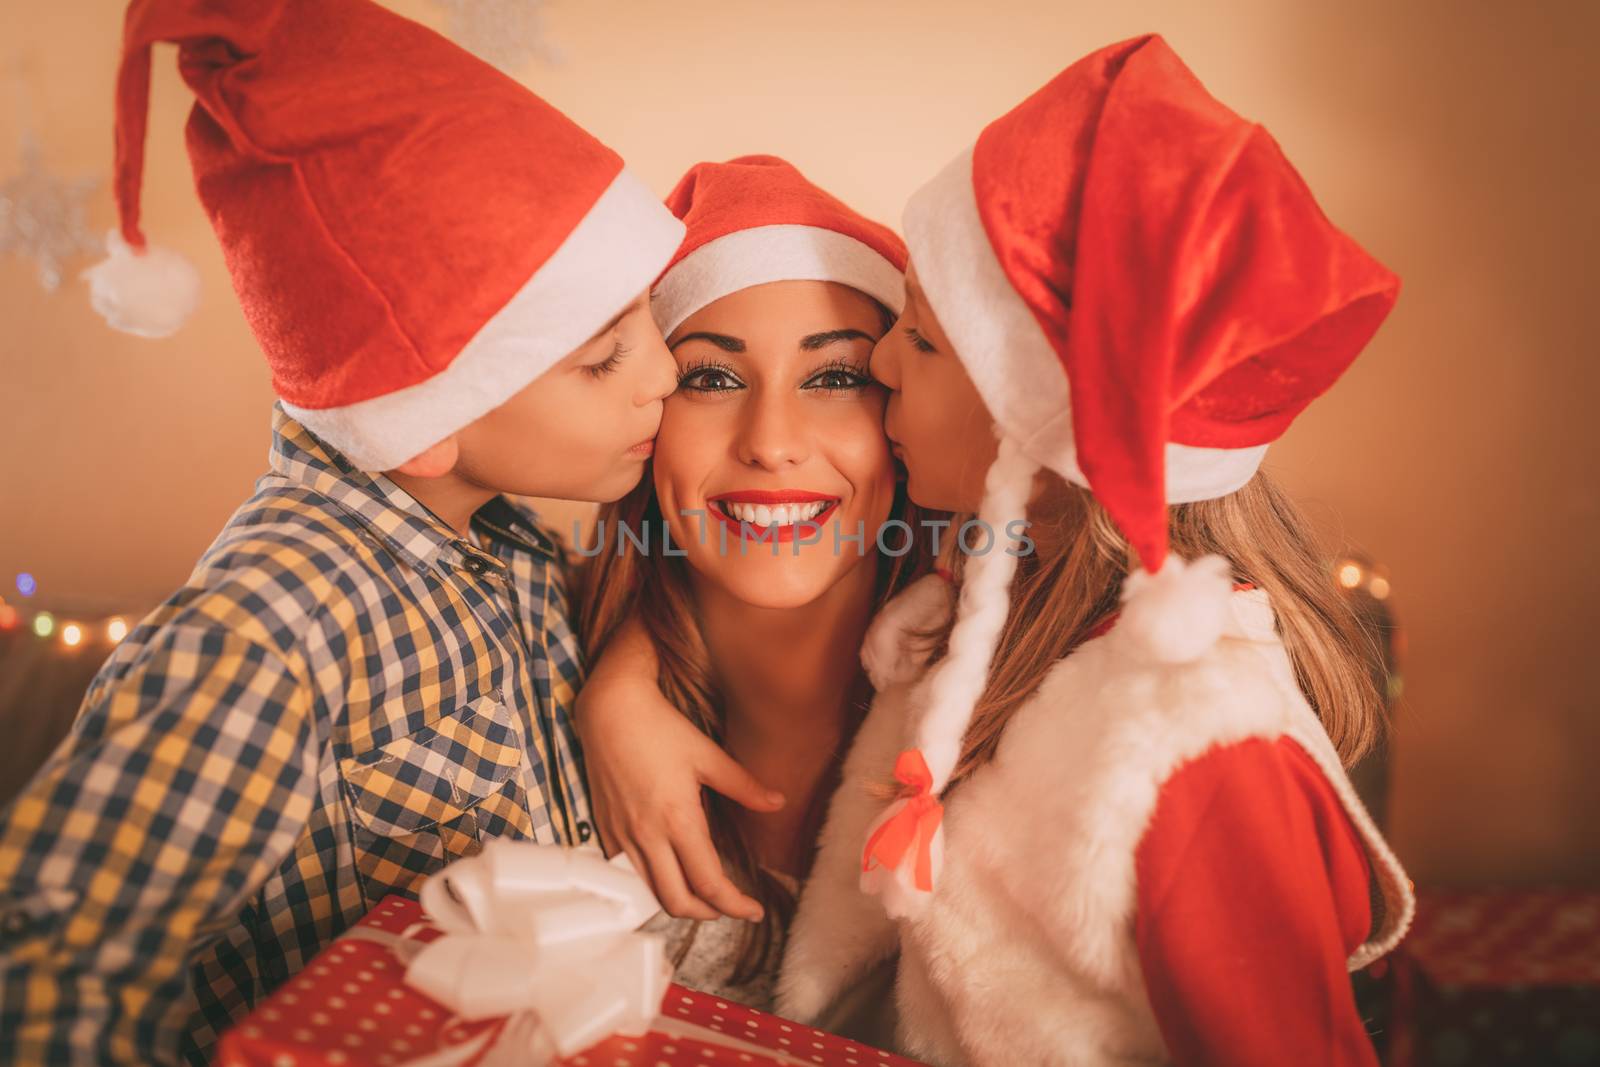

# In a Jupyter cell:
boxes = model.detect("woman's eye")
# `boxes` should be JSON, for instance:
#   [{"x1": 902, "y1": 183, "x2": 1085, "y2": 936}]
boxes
[
  {"x1": 804, "y1": 359, "x2": 872, "y2": 393},
  {"x1": 805, "y1": 368, "x2": 871, "y2": 392},
  {"x1": 677, "y1": 364, "x2": 744, "y2": 393}
]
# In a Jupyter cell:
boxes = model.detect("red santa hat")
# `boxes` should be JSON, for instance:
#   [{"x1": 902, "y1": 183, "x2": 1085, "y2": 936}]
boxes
[
  {"x1": 863, "y1": 34, "x2": 1400, "y2": 910},
  {"x1": 84, "y1": 0, "x2": 684, "y2": 472},
  {"x1": 651, "y1": 155, "x2": 906, "y2": 336}
]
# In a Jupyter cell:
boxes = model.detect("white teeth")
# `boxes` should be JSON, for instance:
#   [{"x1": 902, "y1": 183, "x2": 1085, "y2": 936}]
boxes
[{"x1": 718, "y1": 499, "x2": 835, "y2": 525}]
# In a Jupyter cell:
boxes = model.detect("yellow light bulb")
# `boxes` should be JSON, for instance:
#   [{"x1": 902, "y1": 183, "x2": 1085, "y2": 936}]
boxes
[
  {"x1": 1336, "y1": 563, "x2": 1363, "y2": 589},
  {"x1": 1368, "y1": 576, "x2": 1391, "y2": 601},
  {"x1": 62, "y1": 624, "x2": 84, "y2": 647},
  {"x1": 32, "y1": 612, "x2": 54, "y2": 639},
  {"x1": 107, "y1": 617, "x2": 129, "y2": 643}
]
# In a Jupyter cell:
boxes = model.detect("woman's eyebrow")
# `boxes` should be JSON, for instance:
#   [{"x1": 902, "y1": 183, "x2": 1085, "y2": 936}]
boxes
[
  {"x1": 799, "y1": 328, "x2": 876, "y2": 351},
  {"x1": 670, "y1": 331, "x2": 745, "y2": 352}
]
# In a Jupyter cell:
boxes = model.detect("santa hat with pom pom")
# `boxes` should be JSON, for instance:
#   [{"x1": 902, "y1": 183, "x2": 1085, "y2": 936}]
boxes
[
  {"x1": 84, "y1": 0, "x2": 683, "y2": 472},
  {"x1": 652, "y1": 154, "x2": 907, "y2": 336},
  {"x1": 861, "y1": 33, "x2": 1400, "y2": 910}
]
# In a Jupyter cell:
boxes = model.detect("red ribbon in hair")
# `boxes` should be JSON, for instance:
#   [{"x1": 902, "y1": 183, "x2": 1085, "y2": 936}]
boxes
[{"x1": 862, "y1": 749, "x2": 945, "y2": 892}]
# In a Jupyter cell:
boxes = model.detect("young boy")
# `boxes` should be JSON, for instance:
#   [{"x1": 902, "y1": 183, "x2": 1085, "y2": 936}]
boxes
[{"x1": 0, "y1": 0, "x2": 684, "y2": 1063}]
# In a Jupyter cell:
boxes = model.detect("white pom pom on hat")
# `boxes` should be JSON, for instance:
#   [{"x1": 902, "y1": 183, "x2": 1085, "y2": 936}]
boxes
[
  {"x1": 82, "y1": 230, "x2": 200, "y2": 340},
  {"x1": 1118, "y1": 554, "x2": 1235, "y2": 664}
]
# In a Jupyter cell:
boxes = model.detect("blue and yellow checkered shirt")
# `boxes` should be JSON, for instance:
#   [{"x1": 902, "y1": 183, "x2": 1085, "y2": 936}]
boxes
[{"x1": 0, "y1": 407, "x2": 594, "y2": 1065}]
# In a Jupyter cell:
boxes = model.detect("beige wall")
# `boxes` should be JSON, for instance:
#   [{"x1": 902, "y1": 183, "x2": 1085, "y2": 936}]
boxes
[{"x1": 2, "y1": 0, "x2": 1596, "y2": 884}]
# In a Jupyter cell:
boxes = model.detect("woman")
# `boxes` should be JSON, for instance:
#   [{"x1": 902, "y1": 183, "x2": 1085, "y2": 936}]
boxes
[{"x1": 579, "y1": 155, "x2": 937, "y2": 1011}]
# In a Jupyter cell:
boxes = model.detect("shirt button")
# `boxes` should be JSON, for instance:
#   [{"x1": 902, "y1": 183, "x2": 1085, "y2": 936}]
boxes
[
  {"x1": 462, "y1": 555, "x2": 490, "y2": 575},
  {"x1": 576, "y1": 821, "x2": 594, "y2": 844},
  {"x1": 0, "y1": 909, "x2": 33, "y2": 941}
]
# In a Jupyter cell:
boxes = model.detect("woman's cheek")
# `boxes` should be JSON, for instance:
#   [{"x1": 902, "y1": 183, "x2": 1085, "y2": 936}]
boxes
[{"x1": 830, "y1": 407, "x2": 897, "y2": 505}]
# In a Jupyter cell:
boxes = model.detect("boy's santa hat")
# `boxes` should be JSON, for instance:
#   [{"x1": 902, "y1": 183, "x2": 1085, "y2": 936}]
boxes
[
  {"x1": 862, "y1": 34, "x2": 1400, "y2": 909},
  {"x1": 651, "y1": 155, "x2": 906, "y2": 335},
  {"x1": 85, "y1": 0, "x2": 683, "y2": 471}
]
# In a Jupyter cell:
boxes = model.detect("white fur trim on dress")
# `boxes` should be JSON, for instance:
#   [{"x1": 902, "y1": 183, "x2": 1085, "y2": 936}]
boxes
[
  {"x1": 651, "y1": 224, "x2": 905, "y2": 338},
  {"x1": 284, "y1": 168, "x2": 686, "y2": 471},
  {"x1": 902, "y1": 146, "x2": 1269, "y2": 503},
  {"x1": 859, "y1": 572, "x2": 953, "y2": 691}
]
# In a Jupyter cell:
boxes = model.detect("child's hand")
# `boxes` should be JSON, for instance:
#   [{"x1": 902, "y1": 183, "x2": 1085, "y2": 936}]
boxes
[{"x1": 578, "y1": 620, "x2": 785, "y2": 923}]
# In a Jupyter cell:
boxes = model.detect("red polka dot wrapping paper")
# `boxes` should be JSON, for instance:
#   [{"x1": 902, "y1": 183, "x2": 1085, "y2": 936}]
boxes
[
  {"x1": 1385, "y1": 891, "x2": 1600, "y2": 1067},
  {"x1": 216, "y1": 894, "x2": 927, "y2": 1067},
  {"x1": 1400, "y1": 890, "x2": 1600, "y2": 988}
]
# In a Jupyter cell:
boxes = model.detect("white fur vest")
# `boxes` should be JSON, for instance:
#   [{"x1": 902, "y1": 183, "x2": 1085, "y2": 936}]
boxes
[{"x1": 777, "y1": 575, "x2": 1414, "y2": 1066}]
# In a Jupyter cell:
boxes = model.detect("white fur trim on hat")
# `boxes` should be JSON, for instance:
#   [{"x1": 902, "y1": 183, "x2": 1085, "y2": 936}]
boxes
[
  {"x1": 914, "y1": 433, "x2": 1039, "y2": 792},
  {"x1": 651, "y1": 224, "x2": 905, "y2": 338},
  {"x1": 284, "y1": 168, "x2": 686, "y2": 471},
  {"x1": 902, "y1": 147, "x2": 1267, "y2": 504}
]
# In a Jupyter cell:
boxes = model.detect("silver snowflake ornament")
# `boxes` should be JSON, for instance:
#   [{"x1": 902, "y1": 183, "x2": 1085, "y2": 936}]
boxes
[
  {"x1": 0, "y1": 133, "x2": 100, "y2": 291},
  {"x1": 432, "y1": 0, "x2": 561, "y2": 74}
]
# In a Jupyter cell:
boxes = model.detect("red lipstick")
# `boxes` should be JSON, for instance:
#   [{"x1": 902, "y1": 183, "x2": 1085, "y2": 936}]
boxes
[{"x1": 707, "y1": 489, "x2": 836, "y2": 504}]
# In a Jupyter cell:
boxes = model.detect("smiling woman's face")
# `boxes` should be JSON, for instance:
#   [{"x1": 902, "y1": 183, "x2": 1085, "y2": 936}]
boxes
[{"x1": 653, "y1": 280, "x2": 897, "y2": 610}]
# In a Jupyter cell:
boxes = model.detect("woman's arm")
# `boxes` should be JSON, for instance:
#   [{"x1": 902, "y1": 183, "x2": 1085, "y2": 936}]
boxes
[{"x1": 578, "y1": 616, "x2": 785, "y2": 922}]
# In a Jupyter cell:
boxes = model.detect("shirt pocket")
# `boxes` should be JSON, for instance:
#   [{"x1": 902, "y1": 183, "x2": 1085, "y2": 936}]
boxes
[{"x1": 340, "y1": 696, "x2": 537, "y2": 906}]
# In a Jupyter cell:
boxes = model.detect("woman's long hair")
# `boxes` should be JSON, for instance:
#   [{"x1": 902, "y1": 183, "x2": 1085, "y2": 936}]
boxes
[
  {"x1": 580, "y1": 468, "x2": 940, "y2": 981},
  {"x1": 930, "y1": 469, "x2": 1385, "y2": 790}
]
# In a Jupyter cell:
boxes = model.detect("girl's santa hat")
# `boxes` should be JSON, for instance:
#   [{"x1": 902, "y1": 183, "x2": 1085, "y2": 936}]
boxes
[
  {"x1": 84, "y1": 0, "x2": 684, "y2": 472},
  {"x1": 651, "y1": 155, "x2": 906, "y2": 334},
  {"x1": 862, "y1": 34, "x2": 1400, "y2": 910}
]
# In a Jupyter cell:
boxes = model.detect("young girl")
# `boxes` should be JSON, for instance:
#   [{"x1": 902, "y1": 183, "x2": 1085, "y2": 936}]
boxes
[
  {"x1": 774, "y1": 34, "x2": 1415, "y2": 1065},
  {"x1": 584, "y1": 34, "x2": 1414, "y2": 1067},
  {"x1": 580, "y1": 156, "x2": 934, "y2": 1013}
]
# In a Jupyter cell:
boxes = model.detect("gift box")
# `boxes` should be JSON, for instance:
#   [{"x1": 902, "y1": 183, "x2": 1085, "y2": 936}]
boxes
[
  {"x1": 1387, "y1": 890, "x2": 1600, "y2": 1067},
  {"x1": 217, "y1": 893, "x2": 925, "y2": 1067}
]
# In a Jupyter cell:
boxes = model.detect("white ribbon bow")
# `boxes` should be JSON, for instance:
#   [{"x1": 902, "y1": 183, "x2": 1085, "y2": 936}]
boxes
[{"x1": 399, "y1": 841, "x2": 670, "y2": 1064}]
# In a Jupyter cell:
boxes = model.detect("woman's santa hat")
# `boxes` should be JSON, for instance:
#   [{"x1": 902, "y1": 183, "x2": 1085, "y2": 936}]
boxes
[
  {"x1": 84, "y1": 0, "x2": 684, "y2": 472},
  {"x1": 651, "y1": 155, "x2": 906, "y2": 334},
  {"x1": 862, "y1": 34, "x2": 1401, "y2": 909}
]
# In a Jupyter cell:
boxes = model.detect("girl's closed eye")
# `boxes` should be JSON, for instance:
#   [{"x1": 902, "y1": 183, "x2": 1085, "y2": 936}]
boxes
[
  {"x1": 677, "y1": 358, "x2": 745, "y2": 393},
  {"x1": 586, "y1": 339, "x2": 631, "y2": 379},
  {"x1": 905, "y1": 326, "x2": 937, "y2": 354},
  {"x1": 803, "y1": 358, "x2": 873, "y2": 394}
]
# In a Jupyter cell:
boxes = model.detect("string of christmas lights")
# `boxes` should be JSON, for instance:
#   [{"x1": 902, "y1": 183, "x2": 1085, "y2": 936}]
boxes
[
  {"x1": 0, "y1": 573, "x2": 135, "y2": 650},
  {"x1": 2, "y1": 557, "x2": 1400, "y2": 661}
]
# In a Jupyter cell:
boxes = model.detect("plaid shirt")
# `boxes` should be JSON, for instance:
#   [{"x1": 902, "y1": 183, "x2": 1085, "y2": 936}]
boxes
[{"x1": 0, "y1": 408, "x2": 594, "y2": 1065}]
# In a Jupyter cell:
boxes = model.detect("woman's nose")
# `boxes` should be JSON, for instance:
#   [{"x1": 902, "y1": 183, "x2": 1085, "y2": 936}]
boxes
[{"x1": 735, "y1": 393, "x2": 809, "y2": 470}]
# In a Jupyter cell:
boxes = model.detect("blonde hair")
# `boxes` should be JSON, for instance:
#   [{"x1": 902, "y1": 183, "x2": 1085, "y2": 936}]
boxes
[
  {"x1": 929, "y1": 468, "x2": 1384, "y2": 791},
  {"x1": 579, "y1": 472, "x2": 940, "y2": 981}
]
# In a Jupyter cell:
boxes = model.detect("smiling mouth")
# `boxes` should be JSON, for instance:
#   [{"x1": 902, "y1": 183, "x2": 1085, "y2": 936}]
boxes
[
  {"x1": 706, "y1": 493, "x2": 842, "y2": 540},
  {"x1": 713, "y1": 499, "x2": 836, "y2": 526}
]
